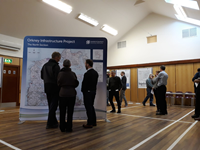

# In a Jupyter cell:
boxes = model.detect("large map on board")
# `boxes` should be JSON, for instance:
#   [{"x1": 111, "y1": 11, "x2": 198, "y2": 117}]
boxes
[{"x1": 26, "y1": 48, "x2": 90, "y2": 107}]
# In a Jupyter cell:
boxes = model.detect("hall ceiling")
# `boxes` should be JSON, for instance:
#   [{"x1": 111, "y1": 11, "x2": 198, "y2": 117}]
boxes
[{"x1": 0, "y1": 0, "x2": 199, "y2": 48}]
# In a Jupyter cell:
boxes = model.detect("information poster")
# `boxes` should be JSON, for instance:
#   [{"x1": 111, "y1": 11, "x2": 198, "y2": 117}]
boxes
[
  {"x1": 116, "y1": 69, "x2": 130, "y2": 89},
  {"x1": 19, "y1": 36, "x2": 107, "y2": 121},
  {"x1": 138, "y1": 68, "x2": 152, "y2": 88},
  {"x1": 0, "y1": 57, "x2": 3, "y2": 88}
]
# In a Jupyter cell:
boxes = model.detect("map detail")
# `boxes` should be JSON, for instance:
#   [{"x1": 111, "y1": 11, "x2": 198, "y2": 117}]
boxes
[
  {"x1": 26, "y1": 48, "x2": 90, "y2": 107},
  {"x1": 93, "y1": 62, "x2": 103, "y2": 82},
  {"x1": 93, "y1": 49, "x2": 103, "y2": 60}
]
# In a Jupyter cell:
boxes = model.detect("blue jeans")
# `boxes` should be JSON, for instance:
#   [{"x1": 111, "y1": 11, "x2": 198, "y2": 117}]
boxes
[{"x1": 143, "y1": 88, "x2": 153, "y2": 105}]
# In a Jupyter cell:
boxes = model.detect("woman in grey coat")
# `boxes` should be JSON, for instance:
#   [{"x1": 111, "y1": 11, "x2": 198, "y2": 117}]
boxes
[{"x1": 152, "y1": 71, "x2": 160, "y2": 112}]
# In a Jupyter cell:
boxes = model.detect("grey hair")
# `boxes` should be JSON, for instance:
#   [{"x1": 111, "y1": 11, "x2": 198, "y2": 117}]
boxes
[
  {"x1": 63, "y1": 59, "x2": 71, "y2": 68},
  {"x1": 111, "y1": 70, "x2": 116, "y2": 74}
]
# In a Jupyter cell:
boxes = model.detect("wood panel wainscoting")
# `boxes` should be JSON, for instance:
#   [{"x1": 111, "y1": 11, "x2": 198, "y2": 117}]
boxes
[{"x1": 107, "y1": 58, "x2": 200, "y2": 104}]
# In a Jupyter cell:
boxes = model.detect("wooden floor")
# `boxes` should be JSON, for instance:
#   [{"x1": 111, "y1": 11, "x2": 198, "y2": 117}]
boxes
[{"x1": 0, "y1": 103, "x2": 199, "y2": 150}]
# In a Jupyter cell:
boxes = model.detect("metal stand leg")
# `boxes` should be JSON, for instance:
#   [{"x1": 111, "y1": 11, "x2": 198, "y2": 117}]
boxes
[
  {"x1": 105, "y1": 119, "x2": 111, "y2": 123},
  {"x1": 181, "y1": 97, "x2": 184, "y2": 107},
  {"x1": 191, "y1": 98, "x2": 194, "y2": 106},
  {"x1": 171, "y1": 97, "x2": 174, "y2": 106},
  {"x1": 18, "y1": 120, "x2": 25, "y2": 125}
]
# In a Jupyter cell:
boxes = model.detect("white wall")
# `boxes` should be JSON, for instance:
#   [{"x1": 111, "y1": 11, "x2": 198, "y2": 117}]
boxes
[
  {"x1": 0, "y1": 34, "x2": 23, "y2": 58},
  {"x1": 108, "y1": 13, "x2": 200, "y2": 67}
]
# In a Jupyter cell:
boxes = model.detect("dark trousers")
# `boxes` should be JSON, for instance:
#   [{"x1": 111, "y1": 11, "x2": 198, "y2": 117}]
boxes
[
  {"x1": 46, "y1": 93, "x2": 59, "y2": 126},
  {"x1": 143, "y1": 88, "x2": 153, "y2": 105},
  {"x1": 157, "y1": 85, "x2": 167, "y2": 114},
  {"x1": 83, "y1": 91, "x2": 96, "y2": 125},
  {"x1": 154, "y1": 89, "x2": 160, "y2": 111},
  {"x1": 59, "y1": 97, "x2": 76, "y2": 131},
  {"x1": 109, "y1": 90, "x2": 121, "y2": 111},
  {"x1": 195, "y1": 84, "x2": 200, "y2": 115}
]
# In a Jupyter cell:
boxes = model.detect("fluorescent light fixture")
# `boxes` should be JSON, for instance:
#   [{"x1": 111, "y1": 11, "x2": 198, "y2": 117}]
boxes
[
  {"x1": 101, "y1": 24, "x2": 118, "y2": 36},
  {"x1": 165, "y1": 0, "x2": 199, "y2": 10},
  {"x1": 175, "y1": 14, "x2": 200, "y2": 26},
  {"x1": 174, "y1": 4, "x2": 187, "y2": 17},
  {"x1": 42, "y1": 0, "x2": 72, "y2": 14},
  {"x1": 78, "y1": 13, "x2": 99, "y2": 26}
]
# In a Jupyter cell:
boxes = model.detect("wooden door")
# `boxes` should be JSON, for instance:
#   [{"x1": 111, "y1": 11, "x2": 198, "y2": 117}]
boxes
[{"x1": 2, "y1": 65, "x2": 20, "y2": 105}]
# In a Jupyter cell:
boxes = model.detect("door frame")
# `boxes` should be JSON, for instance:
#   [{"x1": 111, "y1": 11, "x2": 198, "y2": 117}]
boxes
[{"x1": 3, "y1": 64, "x2": 20, "y2": 106}]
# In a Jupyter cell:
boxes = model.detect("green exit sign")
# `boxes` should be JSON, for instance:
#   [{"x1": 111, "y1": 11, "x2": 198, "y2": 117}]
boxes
[{"x1": 4, "y1": 59, "x2": 12, "y2": 63}]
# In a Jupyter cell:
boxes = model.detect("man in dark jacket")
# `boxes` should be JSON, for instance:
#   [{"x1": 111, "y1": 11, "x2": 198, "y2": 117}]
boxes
[
  {"x1": 107, "y1": 71, "x2": 111, "y2": 106},
  {"x1": 108, "y1": 70, "x2": 122, "y2": 113},
  {"x1": 57, "y1": 59, "x2": 79, "y2": 132},
  {"x1": 81, "y1": 59, "x2": 99, "y2": 128},
  {"x1": 119, "y1": 71, "x2": 128, "y2": 107},
  {"x1": 191, "y1": 68, "x2": 200, "y2": 119},
  {"x1": 41, "y1": 52, "x2": 61, "y2": 129}
]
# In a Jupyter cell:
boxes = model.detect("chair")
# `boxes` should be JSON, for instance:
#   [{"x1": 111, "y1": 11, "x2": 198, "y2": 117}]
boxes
[
  {"x1": 185, "y1": 91, "x2": 195, "y2": 106},
  {"x1": 175, "y1": 91, "x2": 184, "y2": 106},
  {"x1": 166, "y1": 91, "x2": 174, "y2": 106}
]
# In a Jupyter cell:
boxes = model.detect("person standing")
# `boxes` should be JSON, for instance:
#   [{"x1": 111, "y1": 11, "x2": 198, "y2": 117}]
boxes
[
  {"x1": 57, "y1": 59, "x2": 79, "y2": 132},
  {"x1": 108, "y1": 70, "x2": 122, "y2": 113},
  {"x1": 107, "y1": 71, "x2": 111, "y2": 106},
  {"x1": 81, "y1": 59, "x2": 99, "y2": 128},
  {"x1": 154, "y1": 65, "x2": 168, "y2": 115},
  {"x1": 41, "y1": 52, "x2": 61, "y2": 129},
  {"x1": 142, "y1": 74, "x2": 155, "y2": 107},
  {"x1": 120, "y1": 71, "x2": 128, "y2": 107},
  {"x1": 152, "y1": 71, "x2": 160, "y2": 112},
  {"x1": 191, "y1": 68, "x2": 200, "y2": 119}
]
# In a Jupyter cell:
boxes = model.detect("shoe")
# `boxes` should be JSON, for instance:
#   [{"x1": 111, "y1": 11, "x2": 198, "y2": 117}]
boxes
[
  {"x1": 194, "y1": 117, "x2": 200, "y2": 121},
  {"x1": 142, "y1": 102, "x2": 145, "y2": 106},
  {"x1": 66, "y1": 129, "x2": 73, "y2": 132},
  {"x1": 107, "y1": 104, "x2": 110, "y2": 106},
  {"x1": 93, "y1": 124, "x2": 97, "y2": 127},
  {"x1": 110, "y1": 110, "x2": 116, "y2": 113},
  {"x1": 83, "y1": 124, "x2": 93, "y2": 128},
  {"x1": 117, "y1": 111, "x2": 121, "y2": 113},
  {"x1": 156, "y1": 110, "x2": 159, "y2": 113},
  {"x1": 192, "y1": 114, "x2": 199, "y2": 118},
  {"x1": 150, "y1": 104, "x2": 155, "y2": 107},
  {"x1": 156, "y1": 112, "x2": 165, "y2": 115},
  {"x1": 125, "y1": 105, "x2": 128, "y2": 107},
  {"x1": 46, "y1": 124, "x2": 58, "y2": 129}
]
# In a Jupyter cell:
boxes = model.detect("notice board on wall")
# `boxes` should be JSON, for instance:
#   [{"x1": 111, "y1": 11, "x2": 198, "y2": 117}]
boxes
[
  {"x1": 137, "y1": 68, "x2": 152, "y2": 88},
  {"x1": 19, "y1": 36, "x2": 107, "y2": 121}
]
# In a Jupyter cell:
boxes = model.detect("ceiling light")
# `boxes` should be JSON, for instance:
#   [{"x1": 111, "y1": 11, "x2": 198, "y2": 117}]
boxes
[
  {"x1": 174, "y1": 4, "x2": 187, "y2": 18},
  {"x1": 42, "y1": 0, "x2": 72, "y2": 14},
  {"x1": 101, "y1": 25, "x2": 118, "y2": 36},
  {"x1": 165, "y1": 0, "x2": 199, "y2": 10},
  {"x1": 78, "y1": 13, "x2": 99, "y2": 26},
  {"x1": 175, "y1": 14, "x2": 200, "y2": 26}
]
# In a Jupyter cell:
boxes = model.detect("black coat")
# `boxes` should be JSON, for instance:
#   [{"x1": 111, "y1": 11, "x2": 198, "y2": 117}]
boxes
[
  {"x1": 81, "y1": 69, "x2": 99, "y2": 93},
  {"x1": 41, "y1": 59, "x2": 60, "y2": 93},
  {"x1": 57, "y1": 67, "x2": 79, "y2": 97},
  {"x1": 108, "y1": 76, "x2": 122, "y2": 91},
  {"x1": 121, "y1": 76, "x2": 127, "y2": 90}
]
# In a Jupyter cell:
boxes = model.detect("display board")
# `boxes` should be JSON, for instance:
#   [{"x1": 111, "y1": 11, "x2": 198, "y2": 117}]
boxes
[
  {"x1": 0, "y1": 57, "x2": 3, "y2": 88},
  {"x1": 138, "y1": 68, "x2": 152, "y2": 88},
  {"x1": 19, "y1": 36, "x2": 107, "y2": 121},
  {"x1": 116, "y1": 69, "x2": 130, "y2": 89}
]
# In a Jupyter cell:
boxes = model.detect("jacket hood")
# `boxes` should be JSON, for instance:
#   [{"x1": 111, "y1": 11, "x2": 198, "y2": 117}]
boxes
[{"x1": 60, "y1": 67, "x2": 71, "y2": 72}]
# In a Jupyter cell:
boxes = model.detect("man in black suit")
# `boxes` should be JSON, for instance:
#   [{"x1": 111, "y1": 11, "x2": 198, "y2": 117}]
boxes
[
  {"x1": 108, "y1": 70, "x2": 122, "y2": 113},
  {"x1": 120, "y1": 71, "x2": 128, "y2": 107},
  {"x1": 81, "y1": 59, "x2": 99, "y2": 128},
  {"x1": 41, "y1": 52, "x2": 61, "y2": 129}
]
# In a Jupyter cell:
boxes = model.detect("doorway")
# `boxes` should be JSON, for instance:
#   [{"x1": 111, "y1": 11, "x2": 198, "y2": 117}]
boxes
[{"x1": 2, "y1": 65, "x2": 20, "y2": 106}]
